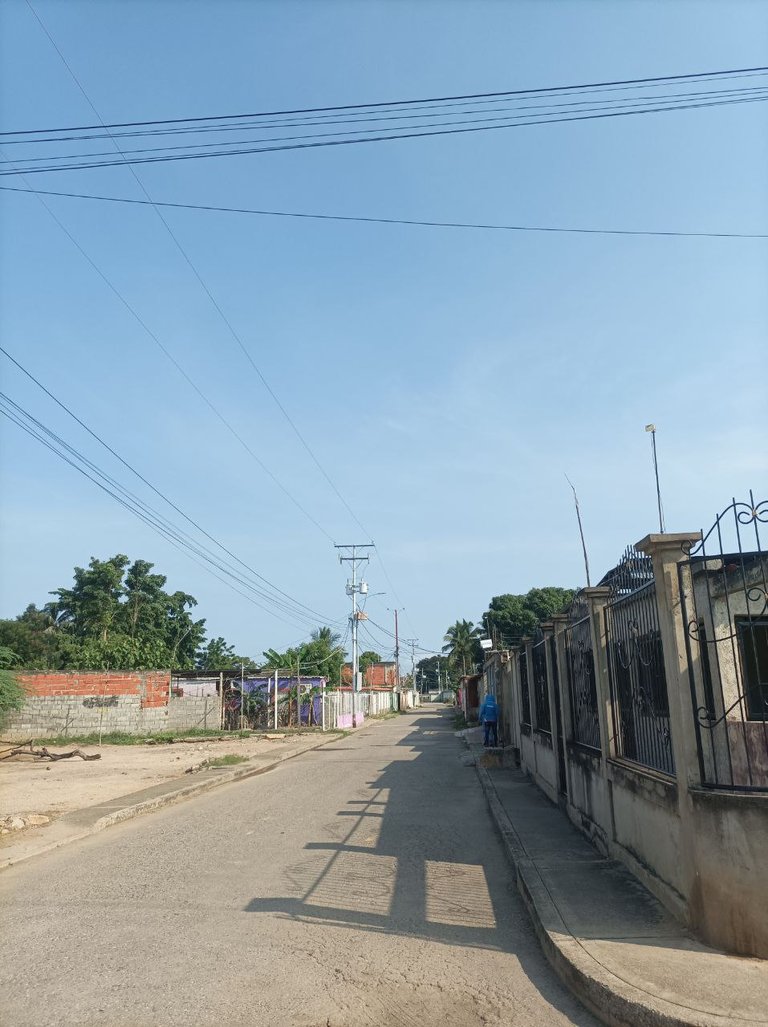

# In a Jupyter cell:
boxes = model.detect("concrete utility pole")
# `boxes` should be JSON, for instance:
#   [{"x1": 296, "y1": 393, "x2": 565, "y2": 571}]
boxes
[
  {"x1": 335, "y1": 543, "x2": 374, "y2": 727},
  {"x1": 394, "y1": 608, "x2": 400, "y2": 688}
]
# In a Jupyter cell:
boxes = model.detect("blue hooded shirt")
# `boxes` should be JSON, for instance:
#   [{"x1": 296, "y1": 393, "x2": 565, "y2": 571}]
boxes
[{"x1": 479, "y1": 694, "x2": 498, "y2": 722}]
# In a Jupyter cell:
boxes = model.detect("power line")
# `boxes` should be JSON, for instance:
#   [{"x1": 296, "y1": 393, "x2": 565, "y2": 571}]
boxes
[
  {"x1": 21, "y1": 0, "x2": 369, "y2": 541},
  {"x1": 0, "y1": 153, "x2": 337, "y2": 542},
  {"x1": 0, "y1": 391, "x2": 341, "y2": 632},
  {"x1": 4, "y1": 64, "x2": 766, "y2": 135},
  {"x1": 2, "y1": 183, "x2": 764, "y2": 239},
  {"x1": 4, "y1": 92, "x2": 767, "y2": 176},
  {"x1": 0, "y1": 345, "x2": 338, "y2": 627},
  {"x1": 8, "y1": 84, "x2": 767, "y2": 159}
]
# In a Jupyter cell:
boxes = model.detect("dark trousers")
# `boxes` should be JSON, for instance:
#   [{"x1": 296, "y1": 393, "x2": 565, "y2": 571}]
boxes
[{"x1": 483, "y1": 720, "x2": 498, "y2": 747}]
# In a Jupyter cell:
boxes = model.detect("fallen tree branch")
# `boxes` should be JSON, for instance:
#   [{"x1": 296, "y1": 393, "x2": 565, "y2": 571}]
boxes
[{"x1": 4, "y1": 742, "x2": 101, "y2": 762}]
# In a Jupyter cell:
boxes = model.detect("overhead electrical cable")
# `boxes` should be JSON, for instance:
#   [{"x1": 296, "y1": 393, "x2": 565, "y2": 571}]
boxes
[
  {"x1": 0, "y1": 154, "x2": 336, "y2": 543},
  {"x1": 4, "y1": 92, "x2": 767, "y2": 176},
  {"x1": 0, "y1": 392, "x2": 341, "y2": 632},
  {"x1": 22, "y1": 0, "x2": 369, "y2": 541},
  {"x1": 0, "y1": 345, "x2": 339, "y2": 627},
  {"x1": 3, "y1": 64, "x2": 766, "y2": 135},
  {"x1": 2, "y1": 184, "x2": 763, "y2": 240},
  {"x1": 6, "y1": 83, "x2": 767, "y2": 157}
]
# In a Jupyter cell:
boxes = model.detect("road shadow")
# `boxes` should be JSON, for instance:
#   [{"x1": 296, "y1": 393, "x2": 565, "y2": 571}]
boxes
[{"x1": 244, "y1": 709, "x2": 595, "y2": 1022}]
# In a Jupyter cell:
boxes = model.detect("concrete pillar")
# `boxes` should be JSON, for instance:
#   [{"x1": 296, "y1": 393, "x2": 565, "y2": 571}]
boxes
[
  {"x1": 635, "y1": 533, "x2": 703, "y2": 790},
  {"x1": 581, "y1": 587, "x2": 614, "y2": 760}
]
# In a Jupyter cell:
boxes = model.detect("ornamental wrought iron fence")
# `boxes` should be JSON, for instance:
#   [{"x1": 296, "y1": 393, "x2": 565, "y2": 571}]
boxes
[
  {"x1": 519, "y1": 649, "x2": 532, "y2": 731},
  {"x1": 565, "y1": 595, "x2": 601, "y2": 752},
  {"x1": 604, "y1": 546, "x2": 674, "y2": 776},
  {"x1": 679, "y1": 491, "x2": 768, "y2": 791},
  {"x1": 532, "y1": 631, "x2": 552, "y2": 733}
]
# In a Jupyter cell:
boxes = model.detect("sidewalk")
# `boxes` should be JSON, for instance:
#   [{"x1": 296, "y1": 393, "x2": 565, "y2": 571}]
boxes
[
  {"x1": 464, "y1": 731, "x2": 768, "y2": 1027},
  {"x1": 0, "y1": 728, "x2": 349, "y2": 871}
]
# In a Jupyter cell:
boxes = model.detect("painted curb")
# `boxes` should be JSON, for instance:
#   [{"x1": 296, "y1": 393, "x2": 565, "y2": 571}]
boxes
[{"x1": 472, "y1": 757, "x2": 762, "y2": 1027}]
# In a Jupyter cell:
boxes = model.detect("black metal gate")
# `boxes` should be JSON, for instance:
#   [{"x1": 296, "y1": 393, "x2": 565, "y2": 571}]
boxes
[
  {"x1": 604, "y1": 546, "x2": 674, "y2": 776},
  {"x1": 679, "y1": 492, "x2": 768, "y2": 791}
]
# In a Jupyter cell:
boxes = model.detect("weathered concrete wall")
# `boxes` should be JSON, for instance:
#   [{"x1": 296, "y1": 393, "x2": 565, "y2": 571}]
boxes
[
  {"x1": 530, "y1": 731, "x2": 558, "y2": 802},
  {"x1": 565, "y1": 746, "x2": 610, "y2": 854},
  {"x1": 687, "y1": 789, "x2": 768, "y2": 958}
]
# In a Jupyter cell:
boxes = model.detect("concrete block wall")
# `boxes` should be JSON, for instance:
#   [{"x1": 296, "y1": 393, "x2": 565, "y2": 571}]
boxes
[{"x1": 2, "y1": 671, "x2": 223, "y2": 738}]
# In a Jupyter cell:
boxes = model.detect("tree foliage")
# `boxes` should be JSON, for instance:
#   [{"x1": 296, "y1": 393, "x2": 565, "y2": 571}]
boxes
[
  {"x1": 416, "y1": 655, "x2": 451, "y2": 691},
  {"x1": 0, "y1": 555, "x2": 208, "y2": 671},
  {"x1": 481, "y1": 588, "x2": 576, "y2": 647},
  {"x1": 442, "y1": 620, "x2": 483, "y2": 676},
  {"x1": 261, "y1": 626, "x2": 346, "y2": 684},
  {"x1": 359, "y1": 650, "x2": 381, "y2": 677},
  {"x1": 0, "y1": 646, "x2": 25, "y2": 727}
]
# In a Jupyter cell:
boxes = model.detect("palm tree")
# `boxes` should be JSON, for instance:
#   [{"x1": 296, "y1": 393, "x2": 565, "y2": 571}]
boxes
[
  {"x1": 442, "y1": 620, "x2": 482, "y2": 677},
  {"x1": 311, "y1": 626, "x2": 341, "y2": 648}
]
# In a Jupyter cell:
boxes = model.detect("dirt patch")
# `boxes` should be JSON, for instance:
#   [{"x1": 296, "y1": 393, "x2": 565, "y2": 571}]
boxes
[{"x1": 0, "y1": 733, "x2": 324, "y2": 825}]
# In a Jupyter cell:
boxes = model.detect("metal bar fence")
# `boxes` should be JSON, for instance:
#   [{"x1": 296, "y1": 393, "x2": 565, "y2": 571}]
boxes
[
  {"x1": 605, "y1": 579, "x2": 674, "y2": 776},
  {"x1": 532, "y1": 636, "x2": 552, "y2": 733},
  {"x1": 519, "y1": 651, "x2": 532, "y2": 731},
  {"x1": 565, "y1": 613, "x2": 601, "y2": 752},
  {"x1": 680, "y1": 491, "x2": 768, "y2": 791}
]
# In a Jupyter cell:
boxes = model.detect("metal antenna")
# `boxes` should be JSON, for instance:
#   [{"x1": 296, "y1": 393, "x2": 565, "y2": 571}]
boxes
[
  {"x1": 644, "y1": 424, "x2": 665, "y2": 533},
  {"x1": 565, "y1": 474, "x2": 591, "y2": 587}
]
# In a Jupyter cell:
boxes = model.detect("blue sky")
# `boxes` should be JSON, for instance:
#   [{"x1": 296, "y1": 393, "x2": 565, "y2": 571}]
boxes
[{"x1": 1, "y1": 0, "x2": 766, "y2": 663}]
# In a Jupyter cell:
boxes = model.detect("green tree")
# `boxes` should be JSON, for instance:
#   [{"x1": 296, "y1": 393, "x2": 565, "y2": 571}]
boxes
[
  {"x1": 49, "y1": 555, "x2": 130, "y2": 642},
  {"x1": 481, "y1": 587, "x2": 576, "y2": 647},
  {"x1": 0, "y1": 645, "x2": 25, "y2": 728},
  {"x1": 262, "y1": 625, "x2": 347, "y2": 684},
  {"x1": 0, "y1": 607, "x2": 71, "y2": 669},
  {"x1": 416, "y1": 655, "x2": 452, "y2": 691},
  {"x1": 442, "y1": 620, "x2": 483, "y2": 676},
  {"x1": 196, "y1": 636, "x2": 257, "y2": 671}
]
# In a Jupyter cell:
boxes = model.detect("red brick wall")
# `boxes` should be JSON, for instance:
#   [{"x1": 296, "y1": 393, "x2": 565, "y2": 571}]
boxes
[{"x1": 17, "y1": 671, "x2": 171, "y2": 709}]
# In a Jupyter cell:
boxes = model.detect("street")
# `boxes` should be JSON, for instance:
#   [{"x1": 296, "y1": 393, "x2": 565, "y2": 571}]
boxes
[{"x1": 0, "y1": 710, "x2": 596, "y2": 1026}]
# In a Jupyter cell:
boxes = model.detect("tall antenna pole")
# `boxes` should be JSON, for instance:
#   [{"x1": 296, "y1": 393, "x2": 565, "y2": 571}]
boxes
[
  {"x1": 336, "y1": 543, "x2": 374, "y2": 727},
  {"x1": 645, "y1": 424, "x2": 665, "y2": 533},
  {"x1": 565, "y1": 474, "x2": 591, "y2": 587}
]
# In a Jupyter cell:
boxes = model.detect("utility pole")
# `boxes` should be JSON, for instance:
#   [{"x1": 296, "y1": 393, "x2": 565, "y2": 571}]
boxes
[
  {"x1": 645, "y1": 424, "x2": 665, "y2": 534},
  {"x1": 405, "y1": 639, "x2": 417, "y2": 692},
  {"x1": 336, "y1": 543, "x2": 374, "y2": 727},
  {"x1": 394, "y1": 608, "x2": 400, "y2": 689}
]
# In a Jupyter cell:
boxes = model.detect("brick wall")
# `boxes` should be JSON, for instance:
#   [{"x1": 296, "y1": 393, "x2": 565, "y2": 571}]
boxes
[{"x1": 17, "y1": 670, "x2": 171, "y2": 708}]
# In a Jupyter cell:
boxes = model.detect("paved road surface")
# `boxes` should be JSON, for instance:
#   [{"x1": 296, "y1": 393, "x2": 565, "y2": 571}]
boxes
[{"x1": 0, "y1": 710, "x2": 597, "y2": 1026}]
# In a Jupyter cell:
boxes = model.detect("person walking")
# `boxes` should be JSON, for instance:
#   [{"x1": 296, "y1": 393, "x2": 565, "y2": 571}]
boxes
[{"x1": 479, "y1": 692, "x2": 499, "y2": 747}]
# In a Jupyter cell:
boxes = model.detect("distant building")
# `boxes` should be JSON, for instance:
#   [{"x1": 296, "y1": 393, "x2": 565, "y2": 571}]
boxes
[{"x1": 341, "y1": 661, "x2": 398, "y2": 688}]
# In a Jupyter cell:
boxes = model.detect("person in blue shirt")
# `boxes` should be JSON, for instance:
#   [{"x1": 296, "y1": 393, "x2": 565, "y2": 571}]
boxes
[{"x1": 479, "y1": 693, "x2": 499, "y2": 747}]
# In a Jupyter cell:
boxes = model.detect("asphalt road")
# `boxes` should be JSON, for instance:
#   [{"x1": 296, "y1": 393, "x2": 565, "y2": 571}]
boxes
[{"x1": 0, "y1": 709, "x2": 597, "y2": 1026}]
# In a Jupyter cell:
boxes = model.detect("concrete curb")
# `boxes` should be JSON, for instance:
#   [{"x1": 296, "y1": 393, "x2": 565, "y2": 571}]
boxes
[
  {"x1": 0, "y1": 730, "x2": 351, "y2": 872},
  {"x1": 473, "y1": 758, "x2": 757, "y2": 1027}
]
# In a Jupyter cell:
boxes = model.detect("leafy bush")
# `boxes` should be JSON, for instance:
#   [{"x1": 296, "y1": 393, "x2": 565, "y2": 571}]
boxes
[{"x1": 0, "y1": 654, "x2": 25, "y2": 728}]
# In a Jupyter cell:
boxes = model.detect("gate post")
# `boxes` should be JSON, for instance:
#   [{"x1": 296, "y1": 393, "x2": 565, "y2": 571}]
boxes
[
  {"x1": 636, "y1": 533, "x2": 703, "y2": 791},
  {"x1": 581, "y1": 587, "x2": 613, "y2": 760}
]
